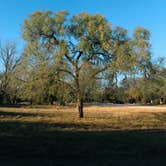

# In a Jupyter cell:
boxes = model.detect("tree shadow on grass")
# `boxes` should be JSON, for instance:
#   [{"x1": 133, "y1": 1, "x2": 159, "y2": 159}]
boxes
[
  {"x1": 0, "y1": 120, "x2": 166, "y2": 166},
  {"x1": 0, "y1": 104, "x2": 28, "y2": 108},
  {"x1": 0, "y1": 110, "x2": 58, "y2": 118},
  {"x1": 0, "y1": 111, "x2": 42, "y2": 117}
]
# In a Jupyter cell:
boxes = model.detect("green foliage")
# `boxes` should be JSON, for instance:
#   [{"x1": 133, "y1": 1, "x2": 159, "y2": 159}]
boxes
[
  {"x1": 22, "y1": 11, "x2": 117, "y2": 116},
  {"x1": 132, "y1": 27, "x2": 152, "y2": 78},
  {"x1": 121, "y1": 64, "x2": 166, "y2": 104},
  {"x1": 0, "y1": 11, "x2": 165, "y2": 109},
  {"x1": 0, "y1": 41, "x2": 21, "y2": 104}
]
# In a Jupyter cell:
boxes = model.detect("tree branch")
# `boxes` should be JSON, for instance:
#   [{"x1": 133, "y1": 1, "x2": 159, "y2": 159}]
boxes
[
  {"x1": 57, "y1": 79, "x2": 76, "y2": 93},
  {"x1": 91, "y1": 65, "x2": 109, "y2": 79},
  {"x1": 76, "y1": 51, "x2": 83, "y2": 62},
  {"x1": 64, "y1": 54, "x2": 75, "y2": 66},
  {"x1": 58, "y1": 68, "x2": 75, "y2": 79}
]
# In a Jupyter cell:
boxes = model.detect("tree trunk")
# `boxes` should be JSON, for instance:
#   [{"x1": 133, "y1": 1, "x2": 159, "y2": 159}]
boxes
[{"x1": 77, "y1": 98, "x2": 84, "y2": 118}]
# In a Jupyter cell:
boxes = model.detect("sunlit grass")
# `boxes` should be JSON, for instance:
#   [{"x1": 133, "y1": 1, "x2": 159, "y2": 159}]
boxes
[{"x1": 1, "y1": 106, "x2": 166, "y2": 133}]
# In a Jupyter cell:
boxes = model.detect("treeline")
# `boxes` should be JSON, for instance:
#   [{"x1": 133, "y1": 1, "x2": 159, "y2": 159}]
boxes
[{"x1": 0, "y1": 11, "x2": 165, "y2": 117}]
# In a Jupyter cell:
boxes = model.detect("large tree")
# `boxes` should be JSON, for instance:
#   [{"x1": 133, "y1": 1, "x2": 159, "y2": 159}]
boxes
[{"x1": 22, "y1": 11, "x2": 133, "y2": 117}]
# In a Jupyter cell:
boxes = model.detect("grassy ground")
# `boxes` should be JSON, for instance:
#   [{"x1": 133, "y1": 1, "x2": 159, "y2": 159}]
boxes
[{"x1": 1, "y1": 105, "x2": 166, "y2": 165}]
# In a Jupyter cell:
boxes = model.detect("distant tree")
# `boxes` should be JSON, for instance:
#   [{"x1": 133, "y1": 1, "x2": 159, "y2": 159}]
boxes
[
  {"x1": 132, "y1": 27, "x2": 153, "y2": 79},
  {"x1": 0, "y1": 41, "x2": 20, "y2": 103},
  {"x1": 18, "y1": 49, "x2": 55, "y2": 104},
  {"x1": 121, "y1": 63, "x2": 166, "y2": 105},
  {"x1": 119, "y1": 27, "x2": 156, "y2": 104}
]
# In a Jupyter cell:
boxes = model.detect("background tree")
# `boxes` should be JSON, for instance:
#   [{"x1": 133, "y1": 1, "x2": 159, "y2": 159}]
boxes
[
  {"x1": 132, "y1": 27, "x2": 153, "y2": 79},
  {"x1": 0, "y1": 41, "x2": 20, "y2": 103}
]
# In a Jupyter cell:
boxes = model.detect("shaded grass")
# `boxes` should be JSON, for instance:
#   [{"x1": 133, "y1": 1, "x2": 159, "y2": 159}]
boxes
[{"x1": 1, "y1": 106, "x2": 166, "y2": 165}]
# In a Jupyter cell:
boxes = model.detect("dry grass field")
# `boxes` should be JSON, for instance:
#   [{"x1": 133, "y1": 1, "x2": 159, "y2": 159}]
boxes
[{"x1": 1, "y1": 105, "x2": 166, "y2": 165}]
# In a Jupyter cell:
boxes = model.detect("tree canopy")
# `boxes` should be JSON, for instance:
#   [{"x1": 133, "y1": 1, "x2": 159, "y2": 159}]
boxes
[{"x1": 0, "y1": 11, "x2": 165, "y2": 118}]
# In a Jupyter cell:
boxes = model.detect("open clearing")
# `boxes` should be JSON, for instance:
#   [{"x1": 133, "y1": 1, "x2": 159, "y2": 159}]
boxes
[{"x1": 1, "y1": 105, "x2": 166, "y2": 165}]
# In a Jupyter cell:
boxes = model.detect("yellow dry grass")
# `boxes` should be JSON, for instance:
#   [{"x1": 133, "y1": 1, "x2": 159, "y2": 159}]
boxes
[{"x1": 1, "y1": 105, "x2": 166, "y2": 131}]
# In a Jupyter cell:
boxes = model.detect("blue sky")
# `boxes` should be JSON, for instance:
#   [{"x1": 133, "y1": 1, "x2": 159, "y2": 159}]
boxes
[{"x1": 0, "y1": 0, "x2": 166, "y2": 60}]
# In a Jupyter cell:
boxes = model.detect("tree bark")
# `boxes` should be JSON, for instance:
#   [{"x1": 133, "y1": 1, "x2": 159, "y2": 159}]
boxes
[{"x1": 77, "y1": 98, "x2": 84, "y2": 118}]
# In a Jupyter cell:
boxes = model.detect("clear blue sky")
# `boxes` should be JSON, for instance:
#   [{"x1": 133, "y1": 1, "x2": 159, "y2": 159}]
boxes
[{"x1": 0, "y1": 0, "x2": 166, "y2": 60}]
